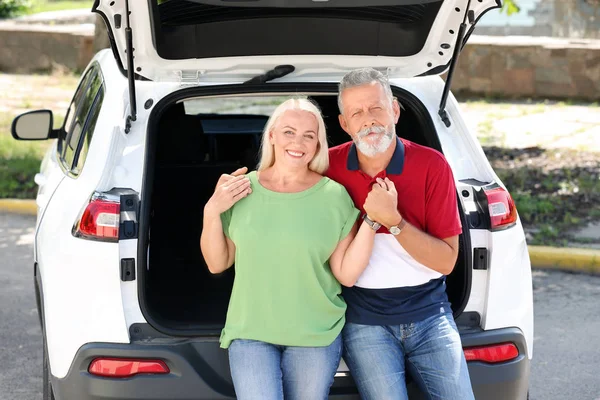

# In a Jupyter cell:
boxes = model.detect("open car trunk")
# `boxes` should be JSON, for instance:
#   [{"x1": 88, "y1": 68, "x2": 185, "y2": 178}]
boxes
[
  {"x1": 140, "y1": 84, "x2": 472, "y2": 334},
  {"x1": 94, "y1": 0, "x2": 500, "y2": 82}
]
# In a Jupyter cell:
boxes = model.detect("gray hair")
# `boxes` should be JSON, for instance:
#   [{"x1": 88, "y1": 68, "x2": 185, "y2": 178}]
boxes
[{"x1": 338, "y1": 68, "x2": 394, "y2": 114}]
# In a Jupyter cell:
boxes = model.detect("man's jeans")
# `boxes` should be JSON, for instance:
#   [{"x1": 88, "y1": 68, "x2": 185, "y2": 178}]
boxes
[
  {"x1": 343, "y1": 313, "x2": 475, "y2": 400},
  {"x1": 228, "y1": 334, "x2": 342, "y2": 400}
]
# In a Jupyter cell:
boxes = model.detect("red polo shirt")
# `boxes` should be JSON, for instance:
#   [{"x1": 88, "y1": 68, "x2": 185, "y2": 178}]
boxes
[
  {"x1": 325, "y1": 137, "x2": 462, "y2": 325},
  {"x1": 326, "y1": 137, "x2": 462, "y2": 240}
]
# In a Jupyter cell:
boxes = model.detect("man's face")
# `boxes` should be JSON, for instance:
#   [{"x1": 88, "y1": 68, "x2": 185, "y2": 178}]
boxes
[{"x1": 338, "y1": 82, "x2": 400, "y2": 157}]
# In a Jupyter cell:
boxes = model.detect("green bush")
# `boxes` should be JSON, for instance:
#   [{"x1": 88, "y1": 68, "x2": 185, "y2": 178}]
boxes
[
  {"x1": 0, "y1": 0, "x2": 31, "y2": 18},
  {"x1": 0, "y1": 156, "x2": 40, "y2": 199},
  {"x1": 0, "y1": 133, "x2": 48, "y2": 199}
]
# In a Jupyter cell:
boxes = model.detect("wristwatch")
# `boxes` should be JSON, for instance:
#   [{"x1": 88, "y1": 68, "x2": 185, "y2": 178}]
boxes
[
  {"x1": 363, "y1": 214, "x2": 381, "y2": 231},
  {"x1": 389, "y1": 219, "x2": 406, "y2": 236}
]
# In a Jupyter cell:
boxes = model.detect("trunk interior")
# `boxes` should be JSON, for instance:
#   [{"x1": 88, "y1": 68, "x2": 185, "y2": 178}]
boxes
[{"x1": 142, "y1": 88, "x2": 471, "y2": 333}]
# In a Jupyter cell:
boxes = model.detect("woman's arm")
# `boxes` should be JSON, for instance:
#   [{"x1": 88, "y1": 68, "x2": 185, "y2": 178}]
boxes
[
  {"x1": 200, "y1": 172, "x2": 251, "y2": 274},
  {"x1": 200, "y1": 206, "x2": 237, "y2": 274},
  {"x1": 329, "y1": 219, "x2": 376, "y2": 287}
]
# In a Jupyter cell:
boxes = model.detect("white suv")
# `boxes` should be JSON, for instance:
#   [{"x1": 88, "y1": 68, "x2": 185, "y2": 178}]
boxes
[{"x1": 11, "y1": 1, "x2": 533, "y2": 399}]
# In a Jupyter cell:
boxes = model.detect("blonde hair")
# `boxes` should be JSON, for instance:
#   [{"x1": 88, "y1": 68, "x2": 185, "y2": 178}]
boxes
[{"x1": 257, "y1": 98, "x2": 329, "y2": 174}]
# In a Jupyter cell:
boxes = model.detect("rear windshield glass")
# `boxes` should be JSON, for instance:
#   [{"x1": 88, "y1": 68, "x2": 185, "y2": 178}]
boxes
[{"x1": 184, "y1": 96, "x2": 290, "y2": 117}]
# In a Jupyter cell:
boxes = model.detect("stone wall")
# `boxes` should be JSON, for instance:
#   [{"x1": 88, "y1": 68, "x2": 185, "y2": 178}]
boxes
[
  {"x1": 0, "y1": 21, "x2": 599, "y2": 101},
  {"x1": 450, "y1": 36, "x2": 600, "y2": 101},
  {"x1": 93, "y1": 14, "x2": 110, "y2": 53},
  {"x1": 0, "y1": 24, "x2": 94, "y2": 73}
]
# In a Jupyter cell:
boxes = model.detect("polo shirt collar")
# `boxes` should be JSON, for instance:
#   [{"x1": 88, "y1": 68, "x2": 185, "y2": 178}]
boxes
[{"x1": 346, "y1": 137, "x2": 405, "y2": 175}]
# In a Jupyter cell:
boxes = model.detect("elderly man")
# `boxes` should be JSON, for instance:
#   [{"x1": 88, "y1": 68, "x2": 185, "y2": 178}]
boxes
[{"x1": 325, "y1": 68, "x2": 475, "y2": 400}]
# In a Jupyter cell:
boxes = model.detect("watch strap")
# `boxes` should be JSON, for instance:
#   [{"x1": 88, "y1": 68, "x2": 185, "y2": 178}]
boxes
[
  {"x1": 363, "y1": 214, "x2": 381, "y2": 231},
  {"x1": 390, "y1": 219, "x2": 407, "y2": 235}
]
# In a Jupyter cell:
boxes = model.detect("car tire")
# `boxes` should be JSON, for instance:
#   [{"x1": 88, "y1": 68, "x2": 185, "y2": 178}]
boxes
[{"x1": 43, "y1": 334, "x2": 55, "y2": 400}]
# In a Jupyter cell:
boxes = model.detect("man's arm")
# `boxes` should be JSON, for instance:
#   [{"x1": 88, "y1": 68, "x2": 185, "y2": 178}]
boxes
[
  {"x1": 388, "y1": 219, "x2": 458, "y2": 275},
  {"x1": 363, "y1": 178, "x2": 459, "y2": 275}
]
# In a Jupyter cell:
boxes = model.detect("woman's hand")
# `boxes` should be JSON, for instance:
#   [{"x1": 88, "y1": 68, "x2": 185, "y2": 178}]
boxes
[{"x1": 206, "y1": 174, "x2": 252, "y2": 215}]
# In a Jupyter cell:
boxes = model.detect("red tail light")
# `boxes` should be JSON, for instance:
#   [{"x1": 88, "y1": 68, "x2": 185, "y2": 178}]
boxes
[
  {"x1": 89, "y1": 358, "x2": 169, "y2": 378},
  {"x1": 73, "y1": 197, "x2": 120, "y2": 241},
  {"x1": 484, "y1": 187, "x2": 517, "y2": 231},
  {"x1": 463, "y1": 343, "x2": 519, "y2": 363}
]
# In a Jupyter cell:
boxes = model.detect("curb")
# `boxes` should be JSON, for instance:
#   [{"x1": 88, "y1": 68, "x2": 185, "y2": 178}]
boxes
[
  {"x1": 0, "y1": 199, "x2": 37, "y2": 216},
  {"x1": 0, "y1": 199, "x2": 599, "y2": 275},
  {"x1": 528, "y1": 246, "x2": 600, "y2": 275}
]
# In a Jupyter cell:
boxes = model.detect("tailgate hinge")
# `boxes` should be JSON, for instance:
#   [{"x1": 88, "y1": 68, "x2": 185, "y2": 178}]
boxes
[
  {"x1": 124, "y1": 0, "x2": 137, "y2": 134},
  {"x1": 438, "y1": 1, "x2": 475, "y2": 128},
  {"x1": 177, "y1": 70, "x2": 203, "y2": 86}
]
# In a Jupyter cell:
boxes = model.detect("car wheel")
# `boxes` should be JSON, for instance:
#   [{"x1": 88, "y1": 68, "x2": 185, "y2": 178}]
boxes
[{"x1": 43, "y1": 334, "x2": 55, "y2": 400}]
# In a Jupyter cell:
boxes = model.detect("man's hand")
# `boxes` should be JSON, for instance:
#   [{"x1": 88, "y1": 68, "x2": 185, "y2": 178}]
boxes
[
  {"x1": 215, "y1": 167, "x2": 248, "y2": 189},
  {"x1": 205, "y1": 167, "x2": 251, "y2": 216},
  {"x1": 206, "y1": 174, "x2": 252, "y2": 216},
  {"x1": 363, "y1": 177, "x2": 402, "y2": 228}
]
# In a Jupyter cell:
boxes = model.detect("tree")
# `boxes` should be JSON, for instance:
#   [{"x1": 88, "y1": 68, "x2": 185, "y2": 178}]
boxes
[
  {"x1": 501, "y1": 0, "x2": 521, "y2": 15},
  {"x1": 0, "y1": 0, "x2": 30, "y2": 18}
]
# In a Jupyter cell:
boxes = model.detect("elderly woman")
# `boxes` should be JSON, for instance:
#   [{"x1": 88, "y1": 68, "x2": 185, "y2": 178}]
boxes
[{"x1": 200, "y1": 98, "x2": 376, "y2": 400}]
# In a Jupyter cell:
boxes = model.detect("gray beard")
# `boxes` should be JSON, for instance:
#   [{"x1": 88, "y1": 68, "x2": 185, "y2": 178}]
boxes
[{"x1": 354, "y1": 125, "x2": 395, "y2": 157}]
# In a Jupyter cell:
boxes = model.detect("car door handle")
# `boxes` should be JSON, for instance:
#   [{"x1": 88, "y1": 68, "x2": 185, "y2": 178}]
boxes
[{"x1": 34, "y1": 173, "x2": 47, "y2": 186}]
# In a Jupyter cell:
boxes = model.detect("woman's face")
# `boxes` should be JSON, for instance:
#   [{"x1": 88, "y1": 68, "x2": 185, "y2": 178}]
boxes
[{"x1": 270, "y1": 109, "x2": 320, "y2": 169}]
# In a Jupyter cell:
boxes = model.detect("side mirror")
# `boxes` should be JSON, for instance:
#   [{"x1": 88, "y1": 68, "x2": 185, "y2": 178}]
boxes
[{"x1": 11, "y1": 110, "x2": 58, "y2": 141}]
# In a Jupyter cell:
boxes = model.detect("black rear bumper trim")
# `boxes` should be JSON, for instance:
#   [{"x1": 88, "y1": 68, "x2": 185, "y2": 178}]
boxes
[{"x1": 51, "y1": 327, "x2": 529, "y2": 400}]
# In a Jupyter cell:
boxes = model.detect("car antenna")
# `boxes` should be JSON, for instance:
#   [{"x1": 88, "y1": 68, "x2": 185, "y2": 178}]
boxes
[
  {"x1": 124, "y1": 0, "x2": 136, "y2": 134},
  {"x1": 438, "y1": 0, "x2": 474, "y2": 128},
  {"x1": 243, "y1": 65, "x2": 295, "y2": 84}
]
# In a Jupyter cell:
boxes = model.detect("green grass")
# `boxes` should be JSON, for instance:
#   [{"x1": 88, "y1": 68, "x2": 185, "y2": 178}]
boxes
[
  {"x1": 0, "y1": 134, "x2": 51, "y2": 199},
  {"x1": 492, "y1": 155, "x2": 600, "y2": 247},
  {"x1": 0, "y1": 69, "x2": 78, "y2": 199},
  {"x1": 477, "y1": 120, "x2": 494, "y2": 135},
  {"x1": 1, "y1": 112, "x2": 54, "y2": 199},
  {"x1": 520, "y1": 104, "x2": 547, "y2": 116},
  {"x1": 0, "y1": 134, "x2": 49, "y2": 160},
  {"x1": 28, "y1": 0, "x2": 91, "y2": 14}
]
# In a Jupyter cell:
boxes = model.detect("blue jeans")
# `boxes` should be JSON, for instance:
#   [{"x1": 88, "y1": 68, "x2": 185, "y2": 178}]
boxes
[
  {"x1": 228, "y1": 334, "x2": 342, "y2": 400},
  {"x1": 343, "y1": 313, "x2": 475, "y2": 400}
]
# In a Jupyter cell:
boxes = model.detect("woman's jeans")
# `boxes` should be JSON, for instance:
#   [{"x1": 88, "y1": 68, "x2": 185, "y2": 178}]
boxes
[{"x1": 228, "y1": 334, "x2": 342, "y2": 400}]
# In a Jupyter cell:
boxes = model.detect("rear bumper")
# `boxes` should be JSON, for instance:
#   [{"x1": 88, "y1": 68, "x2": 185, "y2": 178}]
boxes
[
  {"x1": 52, "y1": 327, "x2": 529, "y2": 400},
  {"x1": 407, "y1": 326, "x2": 530, "y2": 400},
  {"x1": 51, "y1": 339, "x2": 359, "y2": 400},
  {"x1": 461, "y1": 327, "x2": 530, "y2": 400}
]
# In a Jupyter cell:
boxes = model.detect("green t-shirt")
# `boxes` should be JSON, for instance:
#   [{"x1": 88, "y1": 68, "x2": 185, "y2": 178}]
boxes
[{"x1": 219, "y1": 171, "x2": 360, "y2": 349}]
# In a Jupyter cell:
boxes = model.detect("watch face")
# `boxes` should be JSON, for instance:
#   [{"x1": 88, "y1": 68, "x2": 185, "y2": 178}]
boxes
[{"x1": 390, "y1": 226, "x2": 401, "y2": 235}]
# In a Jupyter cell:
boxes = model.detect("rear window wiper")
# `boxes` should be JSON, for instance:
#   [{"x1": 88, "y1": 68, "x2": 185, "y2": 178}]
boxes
[{"x1": 244, "y1": 65, "x2": 295, "y2": 84}]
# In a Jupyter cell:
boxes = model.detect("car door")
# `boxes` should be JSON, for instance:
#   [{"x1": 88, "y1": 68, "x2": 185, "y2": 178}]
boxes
[
  {"x1": 37, "y1": 64, "x2": 131, "y2": 379},
  {"x1": 34, "y1": 66, "x2": 99, "y2": 257}
]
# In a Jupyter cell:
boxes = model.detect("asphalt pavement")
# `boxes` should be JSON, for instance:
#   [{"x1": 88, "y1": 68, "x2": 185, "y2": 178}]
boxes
[{"x1": 0, "y1": 213, "x2": 42, "y2": 400}]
